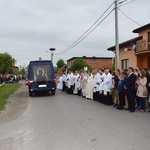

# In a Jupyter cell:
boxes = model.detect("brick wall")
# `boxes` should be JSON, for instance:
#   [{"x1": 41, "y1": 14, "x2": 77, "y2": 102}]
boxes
[
  {"x1": 67, "y1": 57, "x2": 113, "y2": 70},
  {"x1": 84, "y1": 58, "x2": 112, "y2": 70}
]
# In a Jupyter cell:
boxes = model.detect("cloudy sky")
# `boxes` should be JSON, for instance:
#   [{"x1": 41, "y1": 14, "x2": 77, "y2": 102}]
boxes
[{"x1": 0, "y1": 0, "x2": 150, "y2": 67}]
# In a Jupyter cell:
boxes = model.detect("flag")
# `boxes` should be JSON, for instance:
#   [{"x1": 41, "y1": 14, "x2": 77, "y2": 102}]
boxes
[
  {"x1": 132, "y1": 44, "x2": 137, "y2": 51},
  {"x1": 124, "y1": 48, "x2": 132, "y2": 51}
]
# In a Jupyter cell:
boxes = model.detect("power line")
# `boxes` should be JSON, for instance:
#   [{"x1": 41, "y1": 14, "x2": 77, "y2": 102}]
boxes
[
  {"x1": 54, "y1": 2, "x2": 115, "y2": 56},
  {"x1": 118, "y1": 0, "x2": 128, "y2": 8},
  {"x1": 119, "y1": 8, "x2": 142, "y2": 26},
  {"x1": 54, "y1": 0, "x2": 137, "y2": 56},
  {"x1": 119, "y1": 0, "x2": 128, "y2": 4},
  {"x1": 57, "y1": 9, "x2": 114, "y2": 55},
  {"x1": 118, "y1": 0, "x2": 136, "y2": 7}
]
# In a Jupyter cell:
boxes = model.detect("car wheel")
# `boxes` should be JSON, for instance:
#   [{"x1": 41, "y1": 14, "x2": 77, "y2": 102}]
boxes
[
  {"x1": 29, "y1": 91, "x2": 35, "y2": 97},
  {"x1": 51, "y1": 90, "x2": 55, "y2": 95}
]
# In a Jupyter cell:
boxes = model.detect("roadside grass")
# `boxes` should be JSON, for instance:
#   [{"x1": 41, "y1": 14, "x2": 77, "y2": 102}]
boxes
[{"x1": 0, "y1": 83, "x2": 21, "y2": 111}]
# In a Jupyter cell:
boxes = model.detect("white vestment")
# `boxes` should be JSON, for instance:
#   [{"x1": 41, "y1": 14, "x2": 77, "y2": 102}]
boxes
[
  {"x1": 76, "y1": 74, "x2": 81, "y2": 90},
  {"x1": 57, "y1": 76, "x2": 63, "y2": 90},
  {"x1": 99, "y1": 73, "x2": 106, "y2": 93},
  {"x1": 86, "y1": 75, "x2": 94, "y2": 99},
  {"x1": 73, "y1": 75, "x2": 78, "y2": 94},
  {"x1": 103, "y1": 73, "x2": 112, "y2": 95},
  {"x1": 81, "y1": 74, "x2": 88, "y2": 96},
  {"x1": 66, "y1": 73, "x2": 73, "y2": 88}
]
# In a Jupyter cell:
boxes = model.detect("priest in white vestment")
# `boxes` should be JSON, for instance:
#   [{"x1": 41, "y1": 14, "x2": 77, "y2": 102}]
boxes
[
  {"x1": 86, "y1": 71, "x2": 94, "y2": 100},
  {"x1": 102, "y1": 69, "x2": 113, "y2": 105},
  {"x1": 57, "y1": 74, "x2": 63, "y2": 90},
  {"x1": 81, "y1": 71, "x2": 88, "y2": 97}
]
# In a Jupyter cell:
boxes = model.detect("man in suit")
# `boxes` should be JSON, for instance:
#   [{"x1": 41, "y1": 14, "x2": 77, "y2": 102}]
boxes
[{"x1": 124, "y1": 67, "x2": 136, "y2": 112}]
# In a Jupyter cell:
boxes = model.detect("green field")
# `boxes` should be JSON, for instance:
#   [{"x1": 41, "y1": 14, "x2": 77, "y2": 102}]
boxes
[{"x1": 0, "y1": 83, "x2": 21, "y2": 111}]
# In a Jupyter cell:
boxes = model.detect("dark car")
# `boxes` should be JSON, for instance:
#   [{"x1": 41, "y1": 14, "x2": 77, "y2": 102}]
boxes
[{"x1": 27, "y1": 60, "x2": 56, "y2": 96}]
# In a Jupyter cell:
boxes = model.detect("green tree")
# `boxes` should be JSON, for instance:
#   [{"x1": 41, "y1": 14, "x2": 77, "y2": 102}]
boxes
[
  {"x1": 19, "y1": 64, "x2": 28, "y2": 75},
  {"x1": 13, "y1": 64, "x2": 28, "y2": 75},
  {"x1": 61, "y1": 67, "x2": 66, "y2": 73},
  {"x1": 0, "y1": 52, "x2": 16, "y2": 74},
  {"x1": 69, "y1": 58, "x2": 92, "y2": 72},
  {"x1": 56, "y1": 59, "x2": 65, "y2": 68}
]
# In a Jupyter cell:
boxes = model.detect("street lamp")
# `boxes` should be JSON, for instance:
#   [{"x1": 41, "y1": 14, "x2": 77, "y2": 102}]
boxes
[{"x1": 49, "y1": 47, "x2": 55, "y2": 63}]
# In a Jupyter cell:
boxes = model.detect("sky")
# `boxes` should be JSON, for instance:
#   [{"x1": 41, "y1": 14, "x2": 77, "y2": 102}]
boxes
[{"x1": 0, "y1": 0, "x2": 150, "y2": 67}]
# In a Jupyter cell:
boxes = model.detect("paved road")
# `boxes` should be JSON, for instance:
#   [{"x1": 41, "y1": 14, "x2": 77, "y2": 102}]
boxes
[{"x1": 0, "y1": 88, "x2": 150, "y2": 150}]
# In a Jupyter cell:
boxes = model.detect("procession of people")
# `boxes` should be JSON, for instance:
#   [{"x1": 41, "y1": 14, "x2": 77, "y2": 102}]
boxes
[{"x1": 57, "y1": 67, "x2": 150, "y2": 113}]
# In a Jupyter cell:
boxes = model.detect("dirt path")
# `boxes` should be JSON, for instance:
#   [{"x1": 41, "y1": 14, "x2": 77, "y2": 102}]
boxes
[{"x1": 0, "y1": 81, "x2": 29, "y2": 125}]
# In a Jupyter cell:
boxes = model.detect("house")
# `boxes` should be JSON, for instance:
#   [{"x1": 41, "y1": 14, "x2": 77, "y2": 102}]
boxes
[
  {"x1": 67, "y1": 56, "x2": 113, "y2": 70},
  {"x1": 12, "y1": 66, "x2": 19, "y2": 72},
  {"x1": 107, "y1": 23, "x2": 150, "y2": 70}
]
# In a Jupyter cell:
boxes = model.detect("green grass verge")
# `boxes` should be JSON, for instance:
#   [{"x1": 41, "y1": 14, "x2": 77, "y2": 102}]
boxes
[{"x1": 0, "y1": 83, "x2": 21, "y2": 111}]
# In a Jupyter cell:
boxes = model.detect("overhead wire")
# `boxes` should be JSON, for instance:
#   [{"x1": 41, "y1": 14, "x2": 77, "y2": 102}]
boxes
[
  {"x1": 54, "y1": 2, "x2": 115, "y2": 55},
  {"x1": 54, "y1": 0, "x2": 137, "y2": 56},
  {"x1": 118, "y1": 0, "x2": 136, "y2": 7},
  {"x1": 56, "y1": 8, "x2": 114, "y2": 55},
  {"x1": 118, "y1": 0, "x2": 141, "y2": 26},
  {"x1": 118, "y1": 8, "x2": 142, "y2": 26},
  {"x1": 118, "y1": 0, "x2": 128, "y2": 4}
]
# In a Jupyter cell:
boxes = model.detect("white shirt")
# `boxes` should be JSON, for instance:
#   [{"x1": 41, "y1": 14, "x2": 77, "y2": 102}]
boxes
[
  {"x1": 103, "y1": 73, "x2": 112, "y2": 92},
  {"x1": 62, "y1": 74, "x2": 67, "y2": 82},
  {"x1": 99, "y1": 73, "x2": 106, "y2": 91}
]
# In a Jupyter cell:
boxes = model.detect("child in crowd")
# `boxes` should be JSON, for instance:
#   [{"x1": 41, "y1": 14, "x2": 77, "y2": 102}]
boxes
[{"x1": 116, "y1": 71, "x2": 127, "y2": 110}]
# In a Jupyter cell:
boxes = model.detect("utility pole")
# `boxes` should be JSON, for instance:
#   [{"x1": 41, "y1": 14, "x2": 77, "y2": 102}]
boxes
[
  {"x1": 49, "y1": 48, "x2": 56, "y2": 63},
  {"x1": 51, "y1": 52, "x2": 53, "y2": 62},
  {"x1": 114, "y1": 0, "x2": 120, "y2": 69}
]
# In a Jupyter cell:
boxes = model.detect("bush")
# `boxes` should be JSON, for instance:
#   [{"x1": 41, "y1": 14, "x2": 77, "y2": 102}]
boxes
[{"x1": 69, "y1": 58, "x2": 92, "y2": 72}]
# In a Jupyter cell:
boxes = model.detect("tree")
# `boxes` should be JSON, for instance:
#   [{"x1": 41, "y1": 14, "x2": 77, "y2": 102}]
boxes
[
  {"x1": 61, "y1": 67, "x2": 66, "y2": 73},
  {"x1": 19, "y1": 64, "x2": 28, "y2": 75},
  {"x1": 13, "y1": 64, "x2": 28, "y2": 75},
  {"x1": 56, "y1": 59, "x2": 65, "y2": 68},
  {"x1": 69, "y1": 58, "x2": 92, "y2": 72},
  {"x1": 0, "y1": 52, "x2": 16, "y2": 74}
]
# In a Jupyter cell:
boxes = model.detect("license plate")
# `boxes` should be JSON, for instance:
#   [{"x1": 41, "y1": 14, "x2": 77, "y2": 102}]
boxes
[{"x1": 38, "y1": 85, "x2": 47, "y2": 87}]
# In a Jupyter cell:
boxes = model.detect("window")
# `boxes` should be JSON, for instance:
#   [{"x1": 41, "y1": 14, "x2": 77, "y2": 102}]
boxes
[
  {"x1": 90, "y1": 59, "x2": 97, "y2": 64},
  {"x1": 90, "y1": 60, "x2": 93, "y2": 64},
  {"x1": 122, "y1": 59, "x2": 129, "y2": 70},
  {"x1": 32, "y1": 65, "x2": 51, "y2": 83}
]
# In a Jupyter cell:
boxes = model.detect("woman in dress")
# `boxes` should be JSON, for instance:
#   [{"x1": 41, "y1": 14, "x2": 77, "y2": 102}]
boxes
[{"x1": 136, "y1": 70, "x2": 148, "y2": 112}]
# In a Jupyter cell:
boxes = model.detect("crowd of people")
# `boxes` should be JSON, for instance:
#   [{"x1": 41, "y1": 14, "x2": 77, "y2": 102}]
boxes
[
  {"x1": 56, "y1": 67, "x2": 150, "y2": 113},
  {"x1": 0, "y1": 74, "x2": 23, "y2": 84}
]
